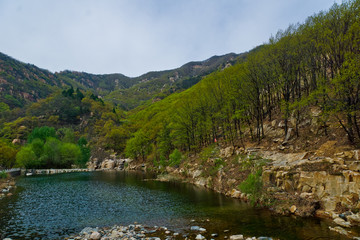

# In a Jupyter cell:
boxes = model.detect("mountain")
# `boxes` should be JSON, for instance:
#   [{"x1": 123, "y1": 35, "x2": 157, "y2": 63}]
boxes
[
  {"x1": 0, "y1": 52, "x2": 62, "y2": 108},
  {"x1": 0, "y1": 51, "x2": 242, "y2": 110},
  {"x1": 105, "y1": 53, "x2": 242, "y2": 109}
]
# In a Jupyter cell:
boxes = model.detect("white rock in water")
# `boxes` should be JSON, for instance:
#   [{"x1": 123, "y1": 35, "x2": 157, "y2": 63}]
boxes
[
  {"x1": 230, "y1": 234, "x2": 244, "y2": 240},
  {"x1": 89, "y1": 231, "x2": 101, "y2": 240},
  {"x1": 196, "y1": 234, "x2": 205, "y2": 240}
]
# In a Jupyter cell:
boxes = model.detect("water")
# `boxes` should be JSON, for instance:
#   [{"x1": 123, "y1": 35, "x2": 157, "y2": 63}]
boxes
[{"x1": 0, "y1": 171, "x2": 355, "y2": 239}]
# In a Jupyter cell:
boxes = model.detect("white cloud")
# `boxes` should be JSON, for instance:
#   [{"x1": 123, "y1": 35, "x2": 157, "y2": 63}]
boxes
[{"x1": 0, "y1": 0, "x2": 340, "y2": 77}]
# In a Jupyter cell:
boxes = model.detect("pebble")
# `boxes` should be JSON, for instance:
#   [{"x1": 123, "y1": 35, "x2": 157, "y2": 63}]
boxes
[{"x1": 211, "y1": 233, "x2": 219, "y2": 237}]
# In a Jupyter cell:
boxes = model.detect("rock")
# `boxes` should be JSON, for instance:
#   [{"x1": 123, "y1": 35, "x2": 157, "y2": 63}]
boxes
[
  {"x1": 290, "y1": 205, "x2": 297, "y2": 213},
  {"x1": 165, "y1": 230, "x2": 171, "y2": 234},
  {"x1": 333, "y1": 217, "x2": 351, "y2": 228},
  {"x1": 231, "y1": 189, "x2": 241, "y2": 198},
  {"x1": 258, "y1": 237, "x2": 273, "y2": 240},
  {"x1": 191, "y1": 226, "x2": 201, "y2": 231},
  {"x1": 211, "y1": 233, "x2": 219, "y2": 237},
  {"x1": 329, "y1": 226, "x2": 350, "y2": 236},
  {"x1": 80, "y1": 227, "x2": 97, "y2": 235},
  {"x1": 229, "y1": 234, "x2": 244, "y2": 240},
  {"x1": 347, "y1": 213, "x2": 360, "y2": 223},
  {"x1": 196, "y1": 234, "x2": 205, "y2": 240},
  {"x1": 199, "y1": 228, "x2": 207, "y2": 232},
  {"x1": 3, "y1": 238, "x2": 13, "y2": 240},
  {"x1": 89, "y1": 231, "x2": 101, "y2": 240}
]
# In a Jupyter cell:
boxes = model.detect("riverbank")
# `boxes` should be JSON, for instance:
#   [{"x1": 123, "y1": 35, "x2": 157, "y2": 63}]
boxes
[
  {"x1": 67, "y1": 223, "x2": 276, "y2": 240},
  {"x1": 88, "y1": 144, "x2": 360, "y2": 239}
]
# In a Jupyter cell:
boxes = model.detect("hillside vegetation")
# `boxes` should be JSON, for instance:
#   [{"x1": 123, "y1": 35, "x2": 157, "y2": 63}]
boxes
[{"x1": 124, "y1": 0, "x2": 360, "y2": 163}]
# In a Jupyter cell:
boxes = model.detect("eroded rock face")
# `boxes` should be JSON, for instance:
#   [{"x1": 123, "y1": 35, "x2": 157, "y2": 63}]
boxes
[{"x1": 261, "y1": 149, "x2": 360, "y2": 217}]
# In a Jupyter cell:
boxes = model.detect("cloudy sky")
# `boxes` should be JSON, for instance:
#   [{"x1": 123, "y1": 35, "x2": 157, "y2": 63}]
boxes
[{"x1": 0, "y1": 0, "x2": 339, "y2": 77}]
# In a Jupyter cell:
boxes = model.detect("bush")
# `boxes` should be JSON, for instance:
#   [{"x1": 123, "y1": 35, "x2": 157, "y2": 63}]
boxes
[
  {"x1": 169, "y1": 149, "x2": 182, "y2": 167},
  {"x1": 0, "y1": 171, "x2": 8, "y2": 179},
  {"x1": 239, "y1": 169, "x2": 263, "y2": 205}
]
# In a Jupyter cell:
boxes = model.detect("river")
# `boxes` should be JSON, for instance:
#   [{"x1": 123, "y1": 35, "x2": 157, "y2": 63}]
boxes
[{"x1": 0, "y1": 171, "x2": 353, "y2": 239}]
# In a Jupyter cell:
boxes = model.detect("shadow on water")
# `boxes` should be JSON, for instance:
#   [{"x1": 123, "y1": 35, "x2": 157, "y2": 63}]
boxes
[{"x1": 0, "y1": 171, "x2": 357, "y2": 239}]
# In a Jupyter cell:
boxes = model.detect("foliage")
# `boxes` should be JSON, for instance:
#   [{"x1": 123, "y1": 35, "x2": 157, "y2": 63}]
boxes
[
  {"x1": 0, "y1": 171, "x2": 8, "y2": 179},
  {"x1": 0, "y1": 140, "x2": 18, "y2": 168},
  {"x1": 15, "y1": 127, "x2": 89, "y2": 169},
  {"x1": 168, "y1": 149, "x2": 182, "y2": 167},
  {"x1": 27, "y1": 126, "x2": 56, "y2": 143},
  {"x1": 239, "y1": 169, "x2": 263, "y2": 205}
]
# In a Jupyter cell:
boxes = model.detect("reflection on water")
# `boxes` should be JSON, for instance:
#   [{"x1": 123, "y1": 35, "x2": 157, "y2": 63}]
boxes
[{"x1": 0, "y1": 171, "x2": 354, "y2": 239}]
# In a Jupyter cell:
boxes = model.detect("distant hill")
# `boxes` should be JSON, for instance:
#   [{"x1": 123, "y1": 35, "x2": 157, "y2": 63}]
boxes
[
  {"x1": 105, "y1": 53, "x2": 243, "y2": 109},
  {"x1": 0, "y1": 51, "x2": 243, "y2": 110}
]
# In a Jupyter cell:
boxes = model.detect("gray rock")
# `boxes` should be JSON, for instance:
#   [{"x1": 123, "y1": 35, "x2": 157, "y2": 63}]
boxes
[
  {"x1": 211, "y1": 233, "x2": 219, "y2": 237},
  {"x1": 258, "y1": 237, "x2": 273, "y2": 240},
  {"x1": 80, "y1": 227, "x2": 97, "y2": 235},
  {"x1": 191, "y1": 226, "x2": 201, "y2": 231},
  {"x1": 199, "y1": 227, "x2": 207, "y2": 232}
]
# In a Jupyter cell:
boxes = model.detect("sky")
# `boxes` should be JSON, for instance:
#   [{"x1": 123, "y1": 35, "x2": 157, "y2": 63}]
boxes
[{"x1": 0, "y1": 0, "x2": 340, "y2": 77}]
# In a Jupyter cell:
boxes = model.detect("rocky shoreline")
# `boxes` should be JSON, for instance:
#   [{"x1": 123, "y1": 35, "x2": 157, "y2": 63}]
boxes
[
  {"x1": 66, "y1": 223, "x2": 275, "y2": 240},
  {"x1": 0, "y1": 177, "x2": 16, "y2": 200}
]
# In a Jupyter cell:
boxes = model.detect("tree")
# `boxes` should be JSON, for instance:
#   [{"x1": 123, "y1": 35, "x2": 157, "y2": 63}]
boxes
[{"x1": 125, "y1": 130, "x2": 151, "y2": 161}]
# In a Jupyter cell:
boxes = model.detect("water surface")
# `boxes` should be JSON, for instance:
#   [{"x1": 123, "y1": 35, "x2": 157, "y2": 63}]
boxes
[{"x1": 0, "y1": 171, "x2": 355, "y2": 239}]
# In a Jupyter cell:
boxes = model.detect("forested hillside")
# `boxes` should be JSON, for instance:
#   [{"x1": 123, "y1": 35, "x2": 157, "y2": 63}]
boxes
[
  {"x1": 0, "y1": 0, "x2": 359, "y2": 171},
  {"x1": 123, "y1": 0, "x2": 360, "y2": 163}
]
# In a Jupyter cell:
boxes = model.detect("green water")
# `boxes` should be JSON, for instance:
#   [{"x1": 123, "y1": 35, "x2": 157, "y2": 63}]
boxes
[{"x1": 0, "y1": 171, "x2": 354, "y2": 239}]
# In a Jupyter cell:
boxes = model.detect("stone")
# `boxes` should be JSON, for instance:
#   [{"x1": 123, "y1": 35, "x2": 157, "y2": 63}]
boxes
[
  {"x1": 89, "y1": 231, "x2": 101, "y2": 240},
  {"x1": 231, "y1": 189, "x2": 241, "y2": 198},
  {"x1": 290, "y1": 205, "x2": 297, "y2": 213},
  {"x1": 229, "y1": 234, "x2": 244, "y2": 240},
  {"x1": 347, "y1": 213, "x2": 360, "y2": 223},
  {"x1": 333, "y1": 217, "x2": 351, "y2": 228},
  {"x1": 196, "y1": 234, "x2": 205, "y2": 240},
  {"x1": 191, "y1": 226, "x2": 201, "y2": 231},
  {"x1": 211, "y1": 233, "x2": 219, "y2": 237},
  {"x1": 329, "y1": 226, "x2": 350, "y2": 236},
  {"x1": 199, "y1": 228, "x2": 207, "y2": 232},
  {"x1": 165, "y1": 230, "x2": 171, "y2": 234}
]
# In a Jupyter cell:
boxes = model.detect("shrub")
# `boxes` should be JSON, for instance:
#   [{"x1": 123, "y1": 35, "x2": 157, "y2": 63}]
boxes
[
  {"x1": 169, "y1": 149, "x2": 182, "y2": 167},
  {"x1": 239, "y1": 169, "x2": 263, "y2": 205},
  {"x1": 0, "y1": 171, "x2": 8, "y2": 179}
]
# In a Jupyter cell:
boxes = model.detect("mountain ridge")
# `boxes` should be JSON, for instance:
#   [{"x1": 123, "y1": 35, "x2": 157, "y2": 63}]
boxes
[{"x1": 0, "y1": 51, "x2": 242, "y2": 110}]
